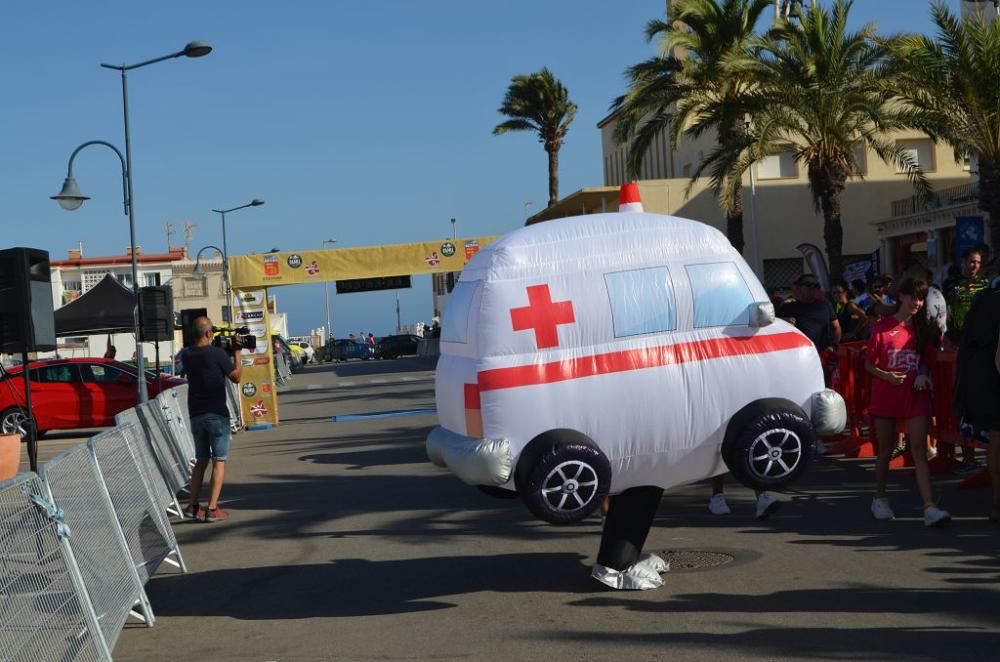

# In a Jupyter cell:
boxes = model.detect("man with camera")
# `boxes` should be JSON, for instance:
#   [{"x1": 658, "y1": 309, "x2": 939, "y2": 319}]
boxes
[{"x1": 181, "y1": 316, "x2": 242, "y2": 522}]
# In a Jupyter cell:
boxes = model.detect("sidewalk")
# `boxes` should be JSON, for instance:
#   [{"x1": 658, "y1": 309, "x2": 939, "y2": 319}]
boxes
[{"x1": 113, "y1": 361, "x2": 1000, "y2": 661}]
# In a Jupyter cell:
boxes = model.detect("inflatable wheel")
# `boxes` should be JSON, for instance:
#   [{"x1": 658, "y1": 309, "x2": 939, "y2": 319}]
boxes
[
  {"x1": 476, "y1": 485, "x2": 519, "y2": 500},
  {"x1": 516, "y1": 434, "x2": 611, "y2": 525},
  {"x1": 723, "y1": 409, "x2": 814, "y2": 490}
]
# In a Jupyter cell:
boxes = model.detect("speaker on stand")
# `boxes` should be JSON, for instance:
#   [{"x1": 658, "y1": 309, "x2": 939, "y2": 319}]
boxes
[
  {"x1": 0, "y1": 248, "x2": 56, "y2": 472},
  {"x1": 140, "y1": 285, "x2": 173, "y2": 393}
]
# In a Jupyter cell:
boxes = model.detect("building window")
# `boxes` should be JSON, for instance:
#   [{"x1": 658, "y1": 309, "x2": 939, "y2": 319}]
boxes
[
  {"x1": 686, "y1": 262, "x2": 754, "y2": 328},
  {"x1": 757, "y1": 148, "x2": 798, "y2": 179},
  {"x1": 896, "y1": 139, "x2": 935, "y2": 172},
  {"x1": 853, "y1": 143, "x2": 868, "y2": 176},
  {"x1": 143, "y1": 273, "x2": 161, "y2": 287},
  {"x1": 116, "y1": 273, "x2": 133, "y2": 288},
  {"x1": 763, "y1": 257, "x2": 804, "y2": 291},
  {"x1": 605, "y1": 267, "x2": 677, "y2": 337},
  {"x1": 63, "y1": 280, "x2": 82, "y2": 292}
]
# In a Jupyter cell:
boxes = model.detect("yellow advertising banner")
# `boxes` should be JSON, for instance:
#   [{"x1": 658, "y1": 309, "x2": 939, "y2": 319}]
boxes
[
  {"x1": 231, "y1": 288, "x2": 279, "y2": 428},
  {"x1": 229, "y1": 236, "x2": 498, "y2": 290}
]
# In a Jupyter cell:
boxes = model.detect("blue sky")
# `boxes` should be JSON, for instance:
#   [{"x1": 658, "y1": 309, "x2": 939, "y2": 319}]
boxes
[{"x1": 0, "y1": 1, "x2": 955, "y2": 337}]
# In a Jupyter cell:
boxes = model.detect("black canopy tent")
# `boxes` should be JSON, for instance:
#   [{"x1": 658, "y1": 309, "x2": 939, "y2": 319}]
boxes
[{"x1": 54, "y1": 274, "x2": 136, "y2": 336}]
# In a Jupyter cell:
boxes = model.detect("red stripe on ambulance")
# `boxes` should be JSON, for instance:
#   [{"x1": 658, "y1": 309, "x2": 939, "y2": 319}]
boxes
[{"x1": 477, "y1": 331, "x2": 812, "y2": 393}]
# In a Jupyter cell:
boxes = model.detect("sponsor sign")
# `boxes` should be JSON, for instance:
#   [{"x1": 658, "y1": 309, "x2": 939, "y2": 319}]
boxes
[
  {"x1": 241, "y1": 357, "x2": 254, "y2": 367},
  {"x1": 242, "y1": 382, "x2": 258, "y2": 398},
  {"x1": 287, "y1": 254, "x2": 303, "y2": 268},
  {"x1": 464, "y1": 240, "x2": 480, "y2": 261},
  {"x1": 261, "y1": 381, "x2": 272, "y2": 394},
  {"x1": 264, "y1": 255, "x2": 280, "y2": 277},
  {"x1": 236, "y1": 291, "x2": 265, "y2": 306},
  {"x1": 441, "y1": 242, "x2": 456, "y2": 257},
  {"x1": 236, "y1": 309, "x2": 265, "y2": 323},
  {"x1": 250, "y1": 400, "x2": 268, "y2": 418},
  {"x1": 253, "y1": 357, "x2": 271, "y2": 366}
]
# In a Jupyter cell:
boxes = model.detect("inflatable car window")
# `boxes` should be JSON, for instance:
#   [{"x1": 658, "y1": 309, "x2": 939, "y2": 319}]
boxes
[{"x1": 427, "y1": 185, "x2": 846, "y2": 525}]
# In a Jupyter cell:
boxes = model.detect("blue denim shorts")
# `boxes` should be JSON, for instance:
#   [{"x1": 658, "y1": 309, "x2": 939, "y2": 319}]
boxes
[{"x1": 190, "y1": 413, "x2": 232, "y2": 461}]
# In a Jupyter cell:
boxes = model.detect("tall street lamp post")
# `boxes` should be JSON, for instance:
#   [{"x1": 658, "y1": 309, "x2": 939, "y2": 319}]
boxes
[
  {"x1": 212, "y1": 198, "x2": 265, "y2": 317},
  {"x1": 322, "y1": 238, "x2": 337, "y2": 339},
  {"x1": 53, "y1": 40, "x2": 212, "y2": 404},
  {"x1": 744, "y1": 113, "x2": 763, "y2": 279}
]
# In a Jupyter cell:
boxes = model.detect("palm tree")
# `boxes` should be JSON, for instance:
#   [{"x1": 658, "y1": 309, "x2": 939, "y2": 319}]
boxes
[
  {"x1": 493, "y1": 68, "x2": 577, "y2": 208},
  {"x1": 611, "y1": 0, "x2": 774, "y2": 255},
  {"x1": 886, "y1": 1, "x2": 1000, "y2": 251},
  {"x1": 727, "y1": 0, "x2": 929, "y2": 278}
]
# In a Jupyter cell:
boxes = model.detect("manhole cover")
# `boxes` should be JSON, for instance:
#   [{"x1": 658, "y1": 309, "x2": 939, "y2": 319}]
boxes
[{"x1": 661, "y1": 550, "x2": 735, "y2": 571}]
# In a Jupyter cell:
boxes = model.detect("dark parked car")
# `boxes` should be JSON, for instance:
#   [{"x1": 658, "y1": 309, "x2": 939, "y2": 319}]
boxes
[
  {"x1": 375, "y1": 334, "x2": 422, "y2": 359},
  {"x1": 318, "y1": 339, "x2": 373, "y2": 362}
]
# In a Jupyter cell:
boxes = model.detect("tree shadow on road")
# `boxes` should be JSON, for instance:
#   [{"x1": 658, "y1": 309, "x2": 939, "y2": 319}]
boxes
[
  {"x1": 530, "y1": 622, "x2": 1000, "y2": 661},
  {"x1": 146, "y1": 552, "x2": 593, "y2": 619}
]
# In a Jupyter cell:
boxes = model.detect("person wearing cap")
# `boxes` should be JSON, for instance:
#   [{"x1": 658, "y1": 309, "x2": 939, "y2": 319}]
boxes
[{"x1": 778, "y1": 275, "x2": 841, "y2": 352}]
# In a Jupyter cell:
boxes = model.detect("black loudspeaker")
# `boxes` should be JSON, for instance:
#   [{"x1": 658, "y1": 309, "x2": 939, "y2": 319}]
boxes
[
  {"x1": 180, "y1": 308, "x2": 207, "y2": 347},
  {"x1": 139, "y1": 285, "x2": 174, "y2": 342},
  {"x1": 0, "y1": 247, "x2": 56, "y2": 353}
]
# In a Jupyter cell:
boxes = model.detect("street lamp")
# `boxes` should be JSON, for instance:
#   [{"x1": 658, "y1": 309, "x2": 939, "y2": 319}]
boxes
[
  {"x1": 52, "y1": 41, "x2": 211, "y2": 404},
  {"x1": 450, "y1": 218, "x2": 457, "y2": 240},
  {"x1": 192, "y1": 245, "x2": 225, "y2": 279},
  {"x1": 212, "y1": 197, "x2": 265, "y2": 312},
  {"x1": 322, "y1": 238, "x2": 337, "y2": 339},
  {"x1": 744, "y1": 113, "x2": 763, "y2": 279}
]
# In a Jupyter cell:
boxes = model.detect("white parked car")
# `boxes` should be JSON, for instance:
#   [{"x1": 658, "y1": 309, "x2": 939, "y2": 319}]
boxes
[
  {"x1": 287, "y1": 337, "x2": 316, "y2": 364},
  {"x1": 426, "y1": 208, "x2": 845, "y2": 525}
]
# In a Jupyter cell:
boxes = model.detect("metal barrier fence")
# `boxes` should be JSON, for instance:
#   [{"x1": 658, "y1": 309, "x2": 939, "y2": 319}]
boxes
[
  {"x1": 131, "y1": 403, "x2": 191, "y2": 504},
  {"x1": 225, "y1": 380, "x2": 244, "y2": 433},
  {"x1": 40, "y1": 443, "x2": 154, "y2": 648},
  {"x1": 0, "y1": 473, "x2": 109, "y2": 661},
  {"x1": 114, "y1": 408, "x2": 183, "y2": 520},
  {"x1": 275, "y1": 352, "x2": 291, "y2": 386},
  {"x1": 89, "y1": 427, "x2": 186, "y2": 580},
  {"x1": 156, "y1": 387, "x2": 196, "y2": 464}
]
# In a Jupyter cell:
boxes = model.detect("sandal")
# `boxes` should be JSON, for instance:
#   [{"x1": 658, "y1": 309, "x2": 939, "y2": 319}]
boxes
[{"x1": 891, "y1": 438, "x2": 909, "y2": 460}]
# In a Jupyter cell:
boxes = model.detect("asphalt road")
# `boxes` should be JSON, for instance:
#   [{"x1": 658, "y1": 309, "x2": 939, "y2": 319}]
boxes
[{"x1": 104, "y1": 358, "x2": 999, "y2": 661}]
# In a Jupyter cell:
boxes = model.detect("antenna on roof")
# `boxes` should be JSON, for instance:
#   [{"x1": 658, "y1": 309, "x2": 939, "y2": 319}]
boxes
[
  {"x1": 183, "y1": 221, "x2": 196, "y2": 253},
  {"x1": 165, "y1": 222, "x2": 175, "y2": 250}
]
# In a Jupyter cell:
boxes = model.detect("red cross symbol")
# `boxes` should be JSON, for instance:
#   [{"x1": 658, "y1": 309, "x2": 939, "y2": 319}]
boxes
[{"x1": 510, "y1": 284, "x2": 575, "y2": 349}]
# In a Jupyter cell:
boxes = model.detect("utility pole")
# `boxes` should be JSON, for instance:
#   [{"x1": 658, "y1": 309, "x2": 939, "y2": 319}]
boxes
[
  {"x1": 165, "y1": 222, "x2": 175, "y2": 250},
  {"x1": 395, "y1": 290, "x2": 401, "y2": 332},
  {"x1": 450, "y1": 217, "x2": 457, "y2": 240}
]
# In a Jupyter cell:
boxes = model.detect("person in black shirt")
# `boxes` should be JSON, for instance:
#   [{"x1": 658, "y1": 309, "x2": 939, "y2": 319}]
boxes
[
  {"x1": 778, "y1": 275, "x2": 842, "y2": 351},
  {"x1": 181, "y1": 316, "x2": 242, "y2": 522}
]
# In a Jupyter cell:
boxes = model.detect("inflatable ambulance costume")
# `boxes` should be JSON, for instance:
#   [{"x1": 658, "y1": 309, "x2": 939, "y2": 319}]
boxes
[{"x1": 427, "y1": 182, "x2": 846, "y2": 589}]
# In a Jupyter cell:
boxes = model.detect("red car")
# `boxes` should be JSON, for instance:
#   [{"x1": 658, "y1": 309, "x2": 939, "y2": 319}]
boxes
[{"x1": 0, "y1": 358, "x2": 186, "y2": 438}]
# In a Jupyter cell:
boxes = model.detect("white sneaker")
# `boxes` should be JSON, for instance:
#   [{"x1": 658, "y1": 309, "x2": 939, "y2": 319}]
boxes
[
  {"x1": 924, "y1": 505, "x2": 951, "y2": 527},
  {"x1": 871, "y1": 497, "x2": 895, "y2": 520},
  {"x1": 755, "y1": 493, "x2": 781, "y2": 520},
  {"x1": 708, "y1": 494, "x2": 731, "y2": 515}
]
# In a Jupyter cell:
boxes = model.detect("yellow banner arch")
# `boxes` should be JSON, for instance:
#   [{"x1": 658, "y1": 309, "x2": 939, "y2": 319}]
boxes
[
  {"x1": 228, "y1": 236, "x2": 498, "y2": 427},
  {"x1": 229, "y1": 236, "x2": 498, "y2": 289}
]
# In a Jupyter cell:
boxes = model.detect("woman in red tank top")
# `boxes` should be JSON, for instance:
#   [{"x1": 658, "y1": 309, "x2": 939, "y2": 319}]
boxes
[{"x1": 864, "y1": 277, "x2": 950, "y2": 527}]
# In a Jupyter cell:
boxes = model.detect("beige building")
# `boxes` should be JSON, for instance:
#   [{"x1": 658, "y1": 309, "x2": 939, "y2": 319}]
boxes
[
  {"x1": 530, "y1": 108, "x2": 974, "y2": 291},
  {"x1": 528, "y1": 0, "x2": 985, "y2": 289}
]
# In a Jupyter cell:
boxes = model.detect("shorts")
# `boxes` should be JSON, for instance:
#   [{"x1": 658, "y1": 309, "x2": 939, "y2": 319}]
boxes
[{"x1": 190, "y1": 413, "x2": 231, "y2": 461}]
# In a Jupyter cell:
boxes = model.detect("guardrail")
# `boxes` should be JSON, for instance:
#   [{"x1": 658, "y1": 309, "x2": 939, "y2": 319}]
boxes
[{"x1": 1, "y1": 384, "x2": 200, "y2": 659}]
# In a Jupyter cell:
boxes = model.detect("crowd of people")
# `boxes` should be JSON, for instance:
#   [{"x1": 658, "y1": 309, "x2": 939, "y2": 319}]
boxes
[{"x1": 722, "y1": 245, "x2": 1000, "y2": 527}]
